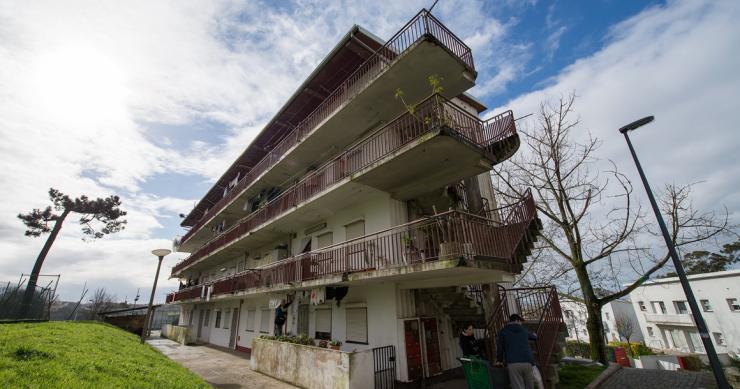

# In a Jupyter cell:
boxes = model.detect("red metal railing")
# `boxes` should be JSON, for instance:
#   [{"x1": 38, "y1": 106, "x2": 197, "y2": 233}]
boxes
[
  {"x1": 167, "y1": 192, "x2": 536, "y2": 303},
  {"x1": 171, "y1": 96, "x2": 517, "y2": 276},
  {"x1": 179, "y1": 9, "x2": 475, "y2": 246}
]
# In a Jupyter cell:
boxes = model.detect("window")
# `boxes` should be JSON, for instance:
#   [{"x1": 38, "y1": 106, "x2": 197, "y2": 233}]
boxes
[
  {"x1": 346, "y1": 307, "x2": 368, "y2": 344},
  {"x1": 315, "y1": 308, "x2": 332, "y2": 340},
  {"x1": 317, "y1": 232, "x2": 333, "y2": 249},
  {"x1": 638, "y1": 301, "x2": 646, "y2": 311},
  {"x1": 651, "y1": 301, "x2": 667, "y2": 314},
  {"x1": 215, "y1": 310, "x2": 222, "y2": 328},
  {"x1": 605, "y1": 312, "x2": 610, "y2": 321},
  {"x1": 224, "y1": 309, "x2": 232, "y2": 329},
  {"x1": 647, "y1": 326, "x2": 654, "y2": 336},
  {"x1": 260, "y1": 309, "x2": 271, "y2": 333},
  {"x1": 345, "y1": 220, "x2": 365, "y2": 240},
  {"x1": 674, "y1": 301, "x2": 689, "y2": 315},
  {"x1": 564, "y1": 310, "x2": 574, "y2": 319},
  {"x1": 713, "y1": 332, "x2": 726, "y2": 346},
  {"x1": 700, "y1": 300, "x2": 712, "y2": 312},
  {"x1": 245, "y1": 310, "x2": 256, "y2": 331},
  {"x1": 727, "y1": 298, "x2": 740, "y2": 312},
  {"x1": 204, "y1": 309, "x2": 211, "y2": 327}
]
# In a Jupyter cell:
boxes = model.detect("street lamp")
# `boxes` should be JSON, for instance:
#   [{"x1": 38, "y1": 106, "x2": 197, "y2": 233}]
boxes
[
  {"x1": 140, "y1": 248, "x2": 171, "y2": 344},
  {"x1": 619, "y1": 116, "x2": 729, "y2": 389}
]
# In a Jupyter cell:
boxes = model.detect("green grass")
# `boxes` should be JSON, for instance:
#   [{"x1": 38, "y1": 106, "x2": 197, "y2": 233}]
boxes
[
  {"x1": 558, "y1": 364, "x2": 606, "y2": 389},
  {"x1": 0, "y1": 321, "x2": 210, "y2": 389}
]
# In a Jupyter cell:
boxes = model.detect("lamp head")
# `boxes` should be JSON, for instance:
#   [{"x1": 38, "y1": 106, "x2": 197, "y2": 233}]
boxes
[
  {"x1": 151, "y1": 249, "x2": 171, "y2": 258},
  {"x1": 619, "y1": 116, "x2": 654, "y2": 134}
]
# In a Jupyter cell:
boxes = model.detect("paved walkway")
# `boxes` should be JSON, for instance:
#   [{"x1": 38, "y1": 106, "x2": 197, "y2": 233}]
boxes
[
  {"x1": 598, "y1": 367, "x2": 716, "y2": 389},
  {"x1": 147, "y1": 337, "x2": 297, "y2": 389}
]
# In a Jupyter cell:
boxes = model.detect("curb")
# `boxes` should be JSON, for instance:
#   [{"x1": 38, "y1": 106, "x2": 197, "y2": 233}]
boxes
[{"x1": 585, "y1": 363, "x2": 622, "y2": 389}]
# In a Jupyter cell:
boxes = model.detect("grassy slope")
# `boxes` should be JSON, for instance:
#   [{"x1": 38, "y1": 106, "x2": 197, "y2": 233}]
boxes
[
  {"x1": 0, "y1": 321, "x2": 209, "y2": 389},
  {"x1": 558, "y1": 364, "x2": 606, "y2": 389}
]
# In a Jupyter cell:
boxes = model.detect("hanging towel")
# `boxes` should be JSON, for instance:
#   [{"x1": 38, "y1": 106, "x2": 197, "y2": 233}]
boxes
[{"x1": 310, "y1": 287, "x2": 325, "y2": 305}]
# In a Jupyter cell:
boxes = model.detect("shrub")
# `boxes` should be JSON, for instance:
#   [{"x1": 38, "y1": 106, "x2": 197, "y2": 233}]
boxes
[
  {"x1": 607, "y1": 341, "x2": 655, "y2": 356},
  {"x1": 564, "y1": 341, "x2": 591, "y2": 358},
  {"x1": 680, "y1": 355, "x2": 706, "y2": 371}
]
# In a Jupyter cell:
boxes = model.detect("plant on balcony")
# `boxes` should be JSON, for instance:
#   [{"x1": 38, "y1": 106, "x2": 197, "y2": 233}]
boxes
[
  {"x1": 318, "y1": 339, "x2": 328, "y2": 348},
  {"x1": 329, "y1": 340, "x2": 342, "y2": 350},
  {"x1": 402, "y1": 235, "x2": 421, "y2": 263},
  {"x1": 394, "y1": 74, "x2": 451, "y2": 129}
]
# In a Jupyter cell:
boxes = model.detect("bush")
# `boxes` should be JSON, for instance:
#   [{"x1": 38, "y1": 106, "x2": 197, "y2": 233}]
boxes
[
  {"x1": 564, "y1": 341, "x2": 591, "y2": 358},
  {"x1": 680, "y1": 355, "x2": 706, "y2": 371},
  {"x1": 607, "y1": 341, "x2": 655, "y2": 356}
]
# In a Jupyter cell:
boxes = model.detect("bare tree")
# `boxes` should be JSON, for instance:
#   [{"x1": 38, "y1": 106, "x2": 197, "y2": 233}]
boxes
[
  {"x1": 614, "y1": 312, "x2": 636, "y2": 356},
  {"x1": 17, "y1": 188, "x2": 126, "y2": 317},
  {"x1": 492, "y1": 92, "x2": 729, "y2": 363},
  {"x1": 88, "y1": 288, "x2": 116, "y2": 320}
]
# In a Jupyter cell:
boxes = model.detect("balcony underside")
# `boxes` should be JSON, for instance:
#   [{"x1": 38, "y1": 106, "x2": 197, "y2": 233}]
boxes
[
  {"x1": 179, "y1": 40, "x2": 475, "y2": 252},
  {"x1": 175, "y1": 129, "x2": 496, "y2": 276}
]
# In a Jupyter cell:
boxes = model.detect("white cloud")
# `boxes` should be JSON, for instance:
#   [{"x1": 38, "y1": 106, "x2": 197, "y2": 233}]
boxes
[{"x1": 494, "y1": 0, "x2": 740, "y2": 224}]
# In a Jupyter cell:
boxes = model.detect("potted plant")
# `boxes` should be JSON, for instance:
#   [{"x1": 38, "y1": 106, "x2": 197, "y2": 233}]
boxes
[
  {"x1": 318, "y1": 340, "x2": 328, "y2": 348},
  {"x1": 402, "y1": 235, "x2": 421, "y2": 263},
  {"x1": 329, "y1": 340, "x2": 342, "y2": 350}
]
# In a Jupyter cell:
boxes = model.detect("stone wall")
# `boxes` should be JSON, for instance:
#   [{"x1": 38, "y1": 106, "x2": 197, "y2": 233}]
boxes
[{"x1": 251, "y1": 337, "x2": 374, "y2": 389}]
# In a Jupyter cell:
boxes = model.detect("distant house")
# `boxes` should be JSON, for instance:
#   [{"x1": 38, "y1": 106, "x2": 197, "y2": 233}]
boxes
[
  {"x1": 628, "y1": 269, "x2": 740, "y2": 357},
  {"x1": 560, "y1": 297, "x2": 643, "y2": 344}
]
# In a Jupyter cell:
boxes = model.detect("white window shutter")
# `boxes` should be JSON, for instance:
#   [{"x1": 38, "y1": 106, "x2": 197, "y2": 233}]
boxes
[
  {"x1": 346, "y1": 307, "x2": 367, "y2": 343},
  {"x1": 315, "y1": 309, "x2": 332, "y2": 333}
]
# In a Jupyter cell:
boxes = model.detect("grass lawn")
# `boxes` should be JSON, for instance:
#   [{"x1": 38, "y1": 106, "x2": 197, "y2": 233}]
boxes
[
  {"x1": 0, "y1": 321, "x2": 209, "y2": 388},
  {"x1": 558, "y1": 364, "x2": 606, "y2": 389}
]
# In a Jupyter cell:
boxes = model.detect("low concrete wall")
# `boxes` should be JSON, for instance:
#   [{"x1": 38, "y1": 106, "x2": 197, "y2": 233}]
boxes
[
  {"x1": 161, "y1": 324, "x2": 195, "y2": 345},
  {"x1": 251, "y1": 338, "x2": 374, "y2": 389}
]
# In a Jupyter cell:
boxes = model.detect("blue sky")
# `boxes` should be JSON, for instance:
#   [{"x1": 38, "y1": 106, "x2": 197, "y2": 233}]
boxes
[{"x1": 1, "y1": 0, "x2": 737, "y2": 302}]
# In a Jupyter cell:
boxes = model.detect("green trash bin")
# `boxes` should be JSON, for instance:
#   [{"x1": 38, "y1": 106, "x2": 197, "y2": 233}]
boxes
[{"x1": 458, "y1": 357, "x2": 509, "y2": 389}]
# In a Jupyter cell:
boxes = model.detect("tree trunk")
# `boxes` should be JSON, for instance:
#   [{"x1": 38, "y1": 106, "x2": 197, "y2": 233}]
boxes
[
  {"x1": 573, "y1": 263, "x2": 608, "y2": 364},
  {"x1": 19, "y1": 209, "x2": 70, "y2": 318}
]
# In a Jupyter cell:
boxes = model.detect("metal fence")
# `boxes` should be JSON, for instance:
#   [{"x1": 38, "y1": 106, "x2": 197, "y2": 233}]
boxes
[{"x1": 373, "y1": 345, "x2": 396, "y2": 389}]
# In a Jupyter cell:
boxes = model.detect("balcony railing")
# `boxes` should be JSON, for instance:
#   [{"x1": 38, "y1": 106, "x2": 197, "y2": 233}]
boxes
[
  {"x1": 645, "y1": 313, "x2": 694, "y2": 326},
  {"x1": 179, "y1": 9, "x2": 475, "y2": 247},
  {"x1": 171, "y1": 95, "x2": 517, "y2": 276},
  {"x1": 167, "y1": 191, "x2": 536, "y2": 303}
]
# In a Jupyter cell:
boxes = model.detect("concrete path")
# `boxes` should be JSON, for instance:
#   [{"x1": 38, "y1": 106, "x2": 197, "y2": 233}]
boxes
[
  {"x1": 147, "y1": 337, "x2": 297, "y2": 389},
  {"x1": 597, "y1": 367, "x2": 716, "y2": 389}
]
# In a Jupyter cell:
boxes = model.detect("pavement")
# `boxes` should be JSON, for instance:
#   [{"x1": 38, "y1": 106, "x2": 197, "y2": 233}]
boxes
[
  {"x1": 597, "y1": 367, "x2": 717, "y2": 389},
  {"x1": 147, "y1": 337, "x2": 297, "y2": 389}
]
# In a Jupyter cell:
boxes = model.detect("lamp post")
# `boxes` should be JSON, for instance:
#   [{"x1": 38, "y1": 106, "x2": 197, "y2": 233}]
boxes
[
  {"x1": 619, "y1": 116, "x2": 729, "y2": 389},
  {"x1": 140, "y1": 248, "x2": 171, "y2": 344}
]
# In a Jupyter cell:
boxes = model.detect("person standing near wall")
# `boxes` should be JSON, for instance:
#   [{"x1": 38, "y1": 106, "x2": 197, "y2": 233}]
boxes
[{"x1": 274, "y1": 298, "x2": 292, "y2": 335}]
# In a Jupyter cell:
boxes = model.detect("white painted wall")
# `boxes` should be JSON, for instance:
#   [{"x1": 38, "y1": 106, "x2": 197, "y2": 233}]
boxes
[
  {"x1": 560, "y1": 297, "x2": 642, "y2": 344},
  {"x1": 628, "y1": 269, "x2": 740, "y2": 356}
]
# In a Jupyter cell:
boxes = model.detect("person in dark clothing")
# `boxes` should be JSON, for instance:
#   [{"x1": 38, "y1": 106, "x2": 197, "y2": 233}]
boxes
[
  {"x1": 274, "y1": 298, "x2": 292, "y2": 335},
  {"x1": 459, "y1": 323, "x2": 482, "y2": 357},
  {"x1": 496, "y1": 314, "x2": 537, "y2": 389}
]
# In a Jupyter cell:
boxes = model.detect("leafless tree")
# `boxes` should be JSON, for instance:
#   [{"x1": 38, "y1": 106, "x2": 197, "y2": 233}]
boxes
[
  {"x1": 88, "y1": 288, "x2": 116, "y2": 320},
  {"x1": 492, "y1": 92, "x2": 729, "y2": 363},
  {"x1": 614, "y1": 312, "x2": 636, "y2": 356}
]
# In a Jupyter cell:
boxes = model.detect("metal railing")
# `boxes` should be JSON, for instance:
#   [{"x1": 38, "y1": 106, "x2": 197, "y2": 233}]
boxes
[
  {"x1": 179, "y1": 9, "x2": 475, "y2": 247},
  {"x1": 168, "y1": 193, "x2": 536, "y2": 303},
  {"x1": 171, "y1": 95, "x2": 517, "y2": 276}
]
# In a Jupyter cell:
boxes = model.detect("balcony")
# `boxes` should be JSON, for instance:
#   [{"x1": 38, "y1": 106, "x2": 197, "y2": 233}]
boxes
[
  {"x1": 178, "y1": 9, "x2": 477, "y2": 252},
  {"x1": 644, "y1": 313, "x2": 695, "y2": 326},
  {"x1": 167, "y1": 191, "x2": 539, "y2": 303},
  {"x1": 170, "y1": 95, "x2": 520, "y2": 277}
]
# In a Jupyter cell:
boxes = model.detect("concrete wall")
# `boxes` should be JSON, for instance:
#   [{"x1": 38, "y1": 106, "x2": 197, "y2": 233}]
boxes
[
  {"x1": 161, "y1": 324, "x2": 196, "y2": 345},
  {"x1": 560, "y1": 298, "x2": 643, "y2": 344},
  {"x1": 629, "y1": 270, "x2": 740, "y2": 355},
  {"x1": 251, "y1": 337, "x2": 374, "y2": 389}
]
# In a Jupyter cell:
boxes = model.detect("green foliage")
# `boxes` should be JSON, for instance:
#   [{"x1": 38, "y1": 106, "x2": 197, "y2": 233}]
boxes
[
  {"x1": 664, "y1": 239, "x2": 739, "y2": 277},
  {"x1": 680, "y1": 355, "x2": 706, "y2": 371},
  {"x1": 0, "y1": 321, "x2": 209, "y2": 388},
  {"x1": 260, "y1": 334, "x2": 316, "y2": 346},
  {"x1": 607, "y1": 341, "x2": 655, "y2": 356},
  {"x1": 563, "y1": 341, "x2": 591, "y2": 358},
  {"x1": 329, "y1": 339, "x2": 342, "y2": 347},
  {"x1": 558, "y1": 364, "x2": 606, "y2": 389}
]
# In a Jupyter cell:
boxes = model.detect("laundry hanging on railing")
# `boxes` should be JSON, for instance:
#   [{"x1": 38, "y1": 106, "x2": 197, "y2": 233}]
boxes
[{"x1": 310, "y1": 287, "x2": 325, "y2": 305}]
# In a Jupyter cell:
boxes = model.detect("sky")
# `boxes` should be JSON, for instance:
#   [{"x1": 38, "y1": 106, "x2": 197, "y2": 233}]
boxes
[{"x1": 0, "y1": 0, "x2": 737, "y2": 303}]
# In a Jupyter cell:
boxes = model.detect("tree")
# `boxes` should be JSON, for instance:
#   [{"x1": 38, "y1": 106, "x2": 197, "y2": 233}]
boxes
[
  {"x1": 614, "y1": 312, "x2": 636, "y2": 357},
  {"x1": 88, "y1": 288, "x2": 116, "y2": 320},
  {"x1": 17, "y1": 188, "x2": 126, "y2": 317},
  {"x1": 492, "y1": 93, "x2": 729, "y2": 363},
  {"x1": 664, "y1": 239, "x2": 739, "y2": 277}
]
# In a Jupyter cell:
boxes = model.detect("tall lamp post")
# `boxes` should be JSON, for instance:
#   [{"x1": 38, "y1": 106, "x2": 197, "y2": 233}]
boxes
[
  {"x1": 140, "y1": 248, "x2": 171, "y2": 344},
  {"x1": 619, "y1": 116, "x2": 729, "y2": 389}
]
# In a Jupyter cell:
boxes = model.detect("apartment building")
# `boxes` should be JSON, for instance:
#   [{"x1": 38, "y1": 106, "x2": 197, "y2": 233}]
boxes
[
  {"x1": 629, "y1": 269, "x2": 740, "y2": 358},
  {"x1": 561, "y1": 297, "x2": 643, "y2": 344},
  {"x1": 165, "y1": 10, "x2": 558, "y2": 384}
]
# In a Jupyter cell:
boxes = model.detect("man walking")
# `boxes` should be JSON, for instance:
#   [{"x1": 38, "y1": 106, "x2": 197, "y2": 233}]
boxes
[
  {"x1": 274, "y1": 297, "x2": 292, "y2": 336},
  {"x1": 496, "y1": 314, "x2": 537, "y2": 389}
]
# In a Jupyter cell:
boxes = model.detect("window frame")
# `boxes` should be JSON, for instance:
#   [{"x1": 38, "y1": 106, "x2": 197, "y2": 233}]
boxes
[
  {"x1": 224, "y1": 308, "x2": 232, "y2": 329},
  {"x1": 315, "y1": 308, "x2": 332, "y2": 340},
  {"x1": 345, "y1": 307, "x2": 368, "y2": 345},
  {"x1": 245, "y1": 309, "x2": 256, "y2": 332},
  {"x1": 260, "y1": 308, "x2": 271, "y2": 333},
  {"x1": 713, "y1": 332, "x2": 726, "y2": 346},
  {"x1": 638, "y1": 301, "x2": 646, "y2": 311},
  {"x1": 674, "y1": 300, "x2": 689, "y2": 315},
  {"x1": 215, "y1": 310, "x2": 222, "y2": 328},
  {"x1": 700, "y1": 299, "x2": 712, "y2": 312},
  {"x1": 727, "y1": 298, "x2": 740, "y2": 312}
]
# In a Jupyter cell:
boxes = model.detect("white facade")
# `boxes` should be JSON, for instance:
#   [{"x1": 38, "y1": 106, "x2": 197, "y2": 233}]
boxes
[
  {"x1": 560, "y1": 298, "x2": 643, "y2": 344},
  {"x1": 628, "y1": 269, "x2": 740, "y2": 356}
]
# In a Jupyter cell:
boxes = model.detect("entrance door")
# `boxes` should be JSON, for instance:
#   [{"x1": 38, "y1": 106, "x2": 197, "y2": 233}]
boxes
[
  {"x1": 297, "y1": 304, "x2": 309, "y2": 336},
  {"x1": 229, "y1": 308, "x2": 239, "y2": 349},
  {"x1": 421, "y1": 318, "x2": 442, "y2": 376},
  {"x1": 403, "y1": 320, "x2": 423, "y2": 381},
  {"x1": 196, "y1": 310, "x2": 204, "y2": 339}
]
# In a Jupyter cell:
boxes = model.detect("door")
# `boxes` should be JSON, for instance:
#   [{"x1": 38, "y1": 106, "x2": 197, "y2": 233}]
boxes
[
  {"x1": 297, "y1": 304, "x2": 309, "y2": 336},
  {"x1": 228, "y1": 308, "x2": 239, "y2": 349},
  {"x1": 403, "y1": 319, "x2": 423, "y2": 381},
  {"x1": 421, "y1": 318, "x2": 442, "y2": 377},
  {"x1": 196, "y1": 310, "x2": 204, "y2": 339}
]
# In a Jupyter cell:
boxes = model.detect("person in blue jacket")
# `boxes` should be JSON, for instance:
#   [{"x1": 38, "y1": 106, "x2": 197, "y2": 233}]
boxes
[{"x1": 496, "y1": 314, "x2": 537, "y2": 389}]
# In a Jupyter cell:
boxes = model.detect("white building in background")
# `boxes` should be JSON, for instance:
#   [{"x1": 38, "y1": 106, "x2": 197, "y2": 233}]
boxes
[
  {"x1": 560, "y1": 297, "x2": 643, "y2": 344},
  {"x1": 628, "y1": 269, "x2": 740, "y2": 357}
]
